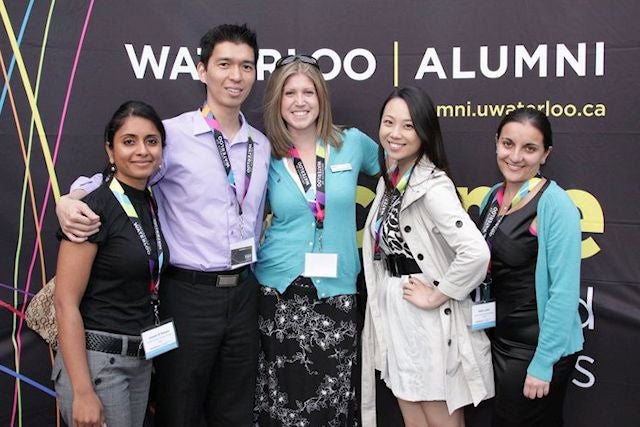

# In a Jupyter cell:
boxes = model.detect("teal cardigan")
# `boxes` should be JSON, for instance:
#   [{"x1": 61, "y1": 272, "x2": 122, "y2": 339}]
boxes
[
  {"x1": 255, "y1": 128, "x2": 379, "y2": 298},
  {"x1": 481, "y1": 180, "x2": 584, "y2": 381}
]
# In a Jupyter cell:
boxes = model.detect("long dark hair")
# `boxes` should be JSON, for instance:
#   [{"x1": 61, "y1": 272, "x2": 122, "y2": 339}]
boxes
[
  {"x1": 496, "y1": 107, "x2": 553, "y2": 150},
  {"x1": 102, "y1": 100, "x2": 165, "y2": 181},
  {"x1": 378, "y1": 86, "x2": 454, "y2": 190}
]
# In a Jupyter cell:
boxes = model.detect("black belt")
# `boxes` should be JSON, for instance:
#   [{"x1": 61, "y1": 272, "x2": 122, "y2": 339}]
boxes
[
  {"x1": 165, "y1": 265, "x2": 249, "y2": 287},
  {"x1": 381, "y1": 253, "x2": 422, "y2": 277},
  {"x1": 85, "y1": 331, "x2": 144, "y2": 359}
]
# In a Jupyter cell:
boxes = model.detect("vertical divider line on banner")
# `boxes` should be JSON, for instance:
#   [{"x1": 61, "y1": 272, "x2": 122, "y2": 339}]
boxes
[{"x1": 393, "y1": 40, "x2": 399, "y2": 87}]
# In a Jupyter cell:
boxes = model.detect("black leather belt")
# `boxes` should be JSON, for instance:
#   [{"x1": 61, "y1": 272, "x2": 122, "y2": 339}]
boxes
[
  {"x1": 85, "y1": 331, "x2": 145, "y2": 359},
  {"x1": 165, "y1": 265, "x2": 249, "y2": 287},
  {"x1": 381, "y1": 253, "x2": 422, "y2": 277}
]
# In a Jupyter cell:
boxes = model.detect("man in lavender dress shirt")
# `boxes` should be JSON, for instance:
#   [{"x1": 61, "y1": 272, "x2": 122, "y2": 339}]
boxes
[{"x1": 56, "y1": 24, "x2": 270, "y2": 426}]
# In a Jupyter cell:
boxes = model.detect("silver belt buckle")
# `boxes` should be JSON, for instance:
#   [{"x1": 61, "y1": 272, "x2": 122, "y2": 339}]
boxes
[{"x1": 216, "y1": 273, "x2": 239, "y2": 288}]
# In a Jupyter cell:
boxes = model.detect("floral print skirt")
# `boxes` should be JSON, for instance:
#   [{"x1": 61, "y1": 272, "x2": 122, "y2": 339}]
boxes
[{"x1": 254, "y1": 279, "x2": 359, "y2": 427}]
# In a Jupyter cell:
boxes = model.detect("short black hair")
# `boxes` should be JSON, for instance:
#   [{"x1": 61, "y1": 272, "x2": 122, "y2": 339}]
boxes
[{"x1": 199, "y1": 23, "x2": 258, "y2": 67}]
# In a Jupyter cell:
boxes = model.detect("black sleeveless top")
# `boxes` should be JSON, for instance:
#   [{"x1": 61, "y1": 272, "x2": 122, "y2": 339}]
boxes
[{"x1": 482, "y1": 182, "x2": 549, "y2": 349}]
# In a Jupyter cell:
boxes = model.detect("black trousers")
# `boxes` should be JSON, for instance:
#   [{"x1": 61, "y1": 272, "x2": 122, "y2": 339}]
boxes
[{"x1": 154, "y1": 269, "x2": 259, "y2": 427}]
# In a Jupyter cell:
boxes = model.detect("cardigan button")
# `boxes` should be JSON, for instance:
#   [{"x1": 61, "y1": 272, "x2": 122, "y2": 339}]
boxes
[
  {"x1": 404, "y1": 225, "x2": 411, "y2": 233},
  {"x1": 417, "y1": 254, "x2": 424, "y2": 261},
  {"x1": 94, "y1": 378, "x2": 102, "y2": 385},
  {"x1": 444, "y1": 307, "x2": 451, "y2": 315}
]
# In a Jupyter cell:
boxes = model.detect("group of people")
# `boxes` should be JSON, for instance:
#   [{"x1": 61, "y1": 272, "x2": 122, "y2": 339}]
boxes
[{"x1": 51, "y1": 23, "x2": 583, "y2": 427}]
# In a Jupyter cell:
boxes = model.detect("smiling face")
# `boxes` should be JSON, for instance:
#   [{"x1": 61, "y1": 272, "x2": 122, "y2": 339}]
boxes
[
  {"x1": 280, "y1": 72, "x2": 320, "y2": 136},
  {"x1": 197, "y1": 41, "x2": 256, "y2": 115},
  {"x1": 496, "y1": 120, "x2": 551, "y2": 188},
  {"x1": 106, "y1": 116, "x2": 163, "y2": 189},
  {"x1": 379, "y1": 97, "x2": 422, "y2": 172}
]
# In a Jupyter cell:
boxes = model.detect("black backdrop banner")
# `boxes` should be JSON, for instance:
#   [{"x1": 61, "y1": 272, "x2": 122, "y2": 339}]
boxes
[{"x1": 1, "y1": 1, "x2": 639, "y2": 426}]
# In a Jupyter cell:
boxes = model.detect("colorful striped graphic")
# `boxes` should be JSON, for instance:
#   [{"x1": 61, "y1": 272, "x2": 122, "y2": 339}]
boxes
[{"x1": 0, "y1": 1, "x2": 95, "y2": 425}]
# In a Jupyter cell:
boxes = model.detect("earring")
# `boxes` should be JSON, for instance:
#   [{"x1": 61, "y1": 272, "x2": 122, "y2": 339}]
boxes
[
  {"x1": 109, "y1": 163, "x2": 117, "y2": 173},
  {"x1": 541, "y1": 160, "x2": 546, "y2": 165}
]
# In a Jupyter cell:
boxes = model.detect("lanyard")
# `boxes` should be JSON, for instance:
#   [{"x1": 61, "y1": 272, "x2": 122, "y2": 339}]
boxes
[
  {"x1": 289, "y1": 142, "x2": 327, "y2": 229},
  {"x1": 109, "y1": 178, "x2": 164, "y2": 325},
  {"x1": 200, "y1": 102, "x2": 254, "y2": 216},
  {"x1": 479, "y1": 176, "x2": 542, "y2": 244},
  {"x1": 373, "y1": 164, "x2": 414, "y2": 260},
  {"x1": 476, "y1": 176, "x2": 541, "y2": 302}
]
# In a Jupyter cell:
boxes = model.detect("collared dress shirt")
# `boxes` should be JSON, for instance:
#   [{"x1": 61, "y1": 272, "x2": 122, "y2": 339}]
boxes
[{"x1": 72, "y1": 109, "x2": 271, "y2": 272}]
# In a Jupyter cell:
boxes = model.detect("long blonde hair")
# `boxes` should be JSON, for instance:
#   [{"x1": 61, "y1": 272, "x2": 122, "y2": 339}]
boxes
[{"x1": 263, "y1": 60, "x2": 342, "y2": 158}]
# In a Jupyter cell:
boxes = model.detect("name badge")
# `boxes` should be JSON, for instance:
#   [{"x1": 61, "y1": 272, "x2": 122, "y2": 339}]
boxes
[
  {"x1": 230, "y1": 237, "x2": 257, "y2": 268},
  {"x1": 141, "y1": 319, "x2": 179, "y2": 359},
  {"x1": 303, "y1": 253, "x2": 338, "y2": 278},
  {"x1": 471, "y1": 301, "x2": 496, "y2": 330},
  {"x1": 330, "y1": 163, "x2": 352, "y2": 172}
]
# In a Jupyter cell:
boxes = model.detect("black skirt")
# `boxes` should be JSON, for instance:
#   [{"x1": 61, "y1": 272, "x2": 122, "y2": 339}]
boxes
[
  {"x1": 491, "y1": 337, "x2": 578, "y2": 427},
  {"x1": 254, "y1": 278, "x2": 359, "y2": 426}
]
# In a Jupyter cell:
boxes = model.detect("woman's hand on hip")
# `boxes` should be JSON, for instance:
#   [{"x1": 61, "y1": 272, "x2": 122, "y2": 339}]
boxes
[{"x1": 402, "y1": 276, "x2": 449, "y2": 310}]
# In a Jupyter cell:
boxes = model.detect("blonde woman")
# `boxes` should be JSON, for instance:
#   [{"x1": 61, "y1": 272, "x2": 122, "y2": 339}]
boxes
[{"x1": 254, "y1": 55, "x2": 379, "y2": 426}]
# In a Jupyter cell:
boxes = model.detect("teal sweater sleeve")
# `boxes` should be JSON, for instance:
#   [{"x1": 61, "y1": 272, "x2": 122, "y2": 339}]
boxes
[{"x1": 527, "y1": 182, "x2": 584, "y2": 381}]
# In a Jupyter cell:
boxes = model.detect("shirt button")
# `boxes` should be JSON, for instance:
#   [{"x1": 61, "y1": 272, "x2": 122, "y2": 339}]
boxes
[
  {"x1": 447, "y1": 339, "x2": 452, "y2": 346},
  {"x1": 404, "y1": 225, "x2": 412, "y2": 233},
  {"x1": 456, "y1": 220, "x2": 463, "y2": 228},
  {"x1": 433, "y1": 280, "x2": 439, "y2": 286},
  {"x1": 417, "y1": 254, "x2": 424, "y2": 261},
  {"x1": 94, "y1": 378, "x2": 102, "y2": 385},
  {"x1": 309, "y1": 242, "x2": 313, "y2": 246},
  {"x1": 109, "y1": 357, "x2": 115, "y2": 364},
  {"x1": 444, "y1": 308, "x2": 451, "y2": 315}
]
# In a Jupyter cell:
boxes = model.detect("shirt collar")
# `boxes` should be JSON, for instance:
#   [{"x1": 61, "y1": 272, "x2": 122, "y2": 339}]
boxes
[{"x1": 193, "y1": 110, "x2": 256, "y2": 146}]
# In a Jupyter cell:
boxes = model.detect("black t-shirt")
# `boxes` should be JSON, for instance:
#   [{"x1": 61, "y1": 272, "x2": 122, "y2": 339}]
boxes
[{"x1": 58, "y1": 179, "x2": 170, "y2": 335}]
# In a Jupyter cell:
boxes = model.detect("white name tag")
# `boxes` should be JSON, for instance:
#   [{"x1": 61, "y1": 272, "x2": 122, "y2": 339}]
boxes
[
  {"x1": 303, "y1": 253, "x2": 338, "y2": 278},
  {"x1": 141, "y1": 319, "x2": 179, "y2": 359},
  {"x1": 471, "y1": 301, "x2": 496, "y2": 331},
  {"x1": 230, "y1": 237, "x2": 256, "y2": 269},
  {"x1": 330, "y1": 163, "x2": 352, "y2": 172}
]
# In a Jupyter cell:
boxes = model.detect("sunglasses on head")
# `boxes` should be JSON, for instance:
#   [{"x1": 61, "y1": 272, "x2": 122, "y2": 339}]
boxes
[{"x1": 275, "y1": 54, "x2": 320, "y2": 69}]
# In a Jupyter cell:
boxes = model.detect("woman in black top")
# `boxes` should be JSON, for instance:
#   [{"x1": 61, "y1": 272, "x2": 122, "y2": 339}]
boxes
[
  {"x1": 477, "y1": 108, "x2": 582, "y2": 426},
  {"x1": 53, "y1": 101, "x2": 170, "y2": 427}
]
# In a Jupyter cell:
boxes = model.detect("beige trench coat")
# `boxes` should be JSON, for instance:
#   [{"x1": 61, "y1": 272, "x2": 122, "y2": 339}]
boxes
[{"x1": 361, "y1": 158, "x2": 494, "y2": 426}]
